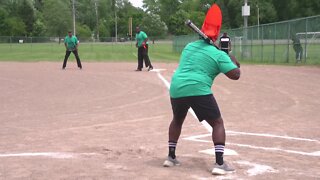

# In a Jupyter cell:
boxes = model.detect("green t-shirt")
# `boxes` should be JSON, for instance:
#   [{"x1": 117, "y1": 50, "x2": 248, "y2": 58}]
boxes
[
  {"x1": 64, "y1": 35, "x2": 78, "y2": 50},
  {"x1": 170, "y1": 40, "x2": 238, "y2": 98},
  {"x1": 135, "y1": 31, "x2": 148, "y2": 47}
]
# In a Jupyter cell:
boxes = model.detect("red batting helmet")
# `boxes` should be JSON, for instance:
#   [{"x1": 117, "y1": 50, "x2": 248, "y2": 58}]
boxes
[{"x1": 201, "y1": 4, "x2": 222, "y2": 41}]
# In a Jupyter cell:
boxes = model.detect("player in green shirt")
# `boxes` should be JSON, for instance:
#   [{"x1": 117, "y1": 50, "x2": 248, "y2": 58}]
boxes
[
  {"x1": 163, "y1": 4, "x2": 241, "y2": 176},
  {"x1": 135, "y1": 26, "x2": 153, "y2": 71},
  {"x1": 62, "y1": 31, "x2": 82, "y2": 70}
]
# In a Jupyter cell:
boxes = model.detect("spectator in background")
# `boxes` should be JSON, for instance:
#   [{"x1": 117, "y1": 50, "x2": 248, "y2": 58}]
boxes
[{"x1": 292, "y1": 35, "x2": 303, "y2": 62}]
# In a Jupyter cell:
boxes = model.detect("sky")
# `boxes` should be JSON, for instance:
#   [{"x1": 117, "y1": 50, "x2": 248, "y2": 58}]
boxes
[{"x1": 129, "y1": 0, "x2": 143, "y2": 8}]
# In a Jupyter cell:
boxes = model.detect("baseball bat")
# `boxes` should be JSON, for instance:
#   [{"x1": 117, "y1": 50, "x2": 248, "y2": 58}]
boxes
[{"x1": 185, "y1": 19, "x2": 216, "y2": 47}]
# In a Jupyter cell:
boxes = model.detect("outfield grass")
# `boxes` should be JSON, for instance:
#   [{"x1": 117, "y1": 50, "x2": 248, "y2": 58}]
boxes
[
  {"x1": 0, "y1": 41, "x2": 181, "y2": 62},
  {"x1": 1, "y1": 41, "x2": 319, "y2": 65}
]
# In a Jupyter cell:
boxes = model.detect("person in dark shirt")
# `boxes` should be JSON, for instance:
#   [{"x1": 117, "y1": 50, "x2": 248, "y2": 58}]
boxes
[
  {"x1": 219, "y1": 32, "x2": 231, "y2": 54},
  {"x1": 292, "y1": 35, "x2": 303, "y2": 61}
]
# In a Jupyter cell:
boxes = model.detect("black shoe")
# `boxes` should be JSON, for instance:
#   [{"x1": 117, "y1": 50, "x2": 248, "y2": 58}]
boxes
[
  {"x1": 148, "y1": 66, "x2": 153, "y2": 71},
  {"x1": 62, "y1": 67, "x2": 65, "y2": 70},
  {"x1": 135, "y1": 69, "x2": 142, "y2": 71}
]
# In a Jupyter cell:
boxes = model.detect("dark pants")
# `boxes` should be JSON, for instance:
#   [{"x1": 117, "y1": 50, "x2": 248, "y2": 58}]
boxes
[
  {"x1": 137, "y1": 44, "x2": 152, "y2": 70},
  {"x1": 294, "y1": 46, "x2": 303, "y2": 61},
  {"x1": 62, "y1": 50, "x2": 82, "y2": 69}
]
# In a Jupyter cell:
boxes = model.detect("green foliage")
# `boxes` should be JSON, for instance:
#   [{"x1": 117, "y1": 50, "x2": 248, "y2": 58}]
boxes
[
  {"x1": 17, "y1": 0, "x2": 35, "y2": 36},
  {"x1": 43, "y1": 0, "x2": 72, "y2": 37},
  {"x1": 168, "y1": 9, "x2": 190, "y2": 35},
  {"x1": 4, "y1": 17, "x2": 27, "y2": 36},
  {"x1": 0, "y1": 0, "x2": 320, "y2": 37},
  {"x1": 77, "y1": 24, "x2": 92, "y2": 38},
  {"x1": 140, "y1": 13, "x2": 167, "y2": 38},
  {"x1": 0, "y1": 8, "x2": 8, "y2": 35}
]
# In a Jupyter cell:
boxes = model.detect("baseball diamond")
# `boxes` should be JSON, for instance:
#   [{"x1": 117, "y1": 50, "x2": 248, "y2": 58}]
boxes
[{"x1": 0, "y1": 62, "x2": 319, "y2": 179}]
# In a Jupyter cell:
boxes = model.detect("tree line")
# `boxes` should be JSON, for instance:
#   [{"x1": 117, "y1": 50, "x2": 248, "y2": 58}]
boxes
[{"x1": 0, "y1": 0, "x2": 319, "y2": 39}]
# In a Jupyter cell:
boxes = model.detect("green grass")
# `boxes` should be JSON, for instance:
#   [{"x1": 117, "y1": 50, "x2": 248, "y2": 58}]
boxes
[
  {"x1": 1, "y1": 41, "x2": 319, "y2": 65},
  {"x1": 0, "y1": 42, "x2": 181, "y2": 62}
]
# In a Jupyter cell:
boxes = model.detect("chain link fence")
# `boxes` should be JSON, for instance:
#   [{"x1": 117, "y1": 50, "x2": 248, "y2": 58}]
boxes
[{"x1": 173, "y1": 15, "x2": 320, "y2": 64}]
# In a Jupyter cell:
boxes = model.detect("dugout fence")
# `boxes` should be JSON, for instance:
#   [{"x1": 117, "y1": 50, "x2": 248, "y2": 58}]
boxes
[{"x1": 173, "y1": 15, "x2": 320, "y2": 65}]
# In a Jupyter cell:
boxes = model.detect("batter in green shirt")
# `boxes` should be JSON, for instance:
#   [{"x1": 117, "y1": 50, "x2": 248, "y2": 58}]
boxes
[{"x1": 170, "y1": 40, "x2": 238, "y2": 98}]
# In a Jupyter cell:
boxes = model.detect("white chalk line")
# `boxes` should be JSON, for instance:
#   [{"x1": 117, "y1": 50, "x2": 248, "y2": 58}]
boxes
[
  {"x1": 236, "y1": 160, "x2": 278, "y2": 176},
  {"x1": 227, "y1": 130, "x2": 320, "y2": 143},
  {"x1": 184, "y1": 133, "x2": 320, "y2": 157},
  {"x1": 0, "y1": 152, "x2": 97, "y2": 159}
]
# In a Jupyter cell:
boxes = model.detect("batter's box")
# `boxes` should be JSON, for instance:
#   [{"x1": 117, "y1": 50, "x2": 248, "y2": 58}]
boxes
[{"x1": 183, "y1": 132, "x2": 320, "y2": 157}]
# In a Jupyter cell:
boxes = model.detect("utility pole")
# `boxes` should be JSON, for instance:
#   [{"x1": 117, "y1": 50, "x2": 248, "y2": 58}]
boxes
[
  {"x1": 129, "y1": 17, "x2": 132, "y2": 40},
  {"x1": 113, "y1": 0, "x2": 117, "y2": 42},
  {"x1": 257, "y1": 4, "x2": 260, "y2": 40},
  {"x1": 72, "y1": 0, "x2": 76, "y2": 35},
  {"x1": 94, "y1": 0, "x2": 99, "y2": 41},
  {"x1": 242, "y1": 0, "x2": 250, "y2": 57}
]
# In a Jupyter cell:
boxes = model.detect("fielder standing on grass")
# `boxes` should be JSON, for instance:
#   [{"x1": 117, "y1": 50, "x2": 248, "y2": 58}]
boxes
[
  {"x1": 135, "y1": 26, "x2": 153, "y2": 71},
  {"x1": 163, "y1": 3, "x2": 241, "y2": 175},
  {"x1": 62, "y1": 31, "x2": 82, "y2": 70}
]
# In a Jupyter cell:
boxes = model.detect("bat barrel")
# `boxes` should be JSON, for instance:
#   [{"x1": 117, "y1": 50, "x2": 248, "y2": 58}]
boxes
[{"x1": 185, "y1": 19, "x2": 215, "y2": 46}]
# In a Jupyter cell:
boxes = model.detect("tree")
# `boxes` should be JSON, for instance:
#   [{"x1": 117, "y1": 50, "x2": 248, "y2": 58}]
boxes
[
  {"x1": 140, "y1": 13, "x2": 167, "y2": 39},
  {"x1": 17, "y1": 0, "x2": 35, "y2": 36},
  {"x1": 142, "y1": 0, "x2": 160, "y2": 15},
  {"x1": 42, "y1": 0, "x2": 72, "y2": 38},
  {"x1": 4, "y1": 17, "x2": 27, "y2": 36},
  {"x1": 77, "y1": 23, "x2": 92, "y2": 38},
  {"x1": 168, "y1": 9, "x2": 190, "y2": 35},
  {"x1": 159, "y1": 0, "x2": 181, "y2": 28},
  {"x1": 0, "y1": 8, "x2": 8, "y2": 36}
]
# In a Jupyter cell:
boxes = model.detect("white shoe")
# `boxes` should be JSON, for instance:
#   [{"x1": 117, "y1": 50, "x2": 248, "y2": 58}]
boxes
[
  {"x1": 212, "y1": 161, "x2": 235, "y2": 175},
  {"x1": 163, "y1": 156, "x2": 180, "y2": 167}
]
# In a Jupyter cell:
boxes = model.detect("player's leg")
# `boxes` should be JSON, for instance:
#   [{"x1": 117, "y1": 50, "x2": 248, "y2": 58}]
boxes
[
  {"x1": 163, "y1": 97, "x2": 189, "y2": 167},
  {"x1": 136, "y1": 47, "x2": 143, "y2": 71},
  {"x1": 206, "y1": 117, "x2": 234, "y2": 175},
  {"x1": 143, "y1": 45, "x2": 153, "y2": 71},
  {"x1": 191, "y1": 95, "x2": 234, "y2": 175},
  {"x1": 62, "y1": 50, "x2": 72, "y2": 69},
  {"x1": 72, "y1": 50, "x2": 82, "y2": 69}
]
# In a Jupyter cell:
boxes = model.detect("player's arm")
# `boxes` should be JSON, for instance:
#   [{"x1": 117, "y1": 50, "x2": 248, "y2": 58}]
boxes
[
  {"x1": 224, "y1": 55, "x2": 240, "y2": 80},
  {"x1": 64, "y1": 37, "x2": 67, "y2": 49},
  {"x1": 142, "y1": 32, "x2": 148, "y2": 46},
  {"x1": 75, "y1": 37, "x2": 79, "y2": 50}
]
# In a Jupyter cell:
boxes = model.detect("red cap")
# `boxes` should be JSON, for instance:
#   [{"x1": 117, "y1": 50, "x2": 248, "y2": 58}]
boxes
[{"x1": 201, "y1": 4, "x2": 222, "y2": 41}]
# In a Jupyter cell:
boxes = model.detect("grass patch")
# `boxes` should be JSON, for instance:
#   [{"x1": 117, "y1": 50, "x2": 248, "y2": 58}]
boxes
[{"x1": 0, "y1": 42, "x2": 181, "y2": 62}]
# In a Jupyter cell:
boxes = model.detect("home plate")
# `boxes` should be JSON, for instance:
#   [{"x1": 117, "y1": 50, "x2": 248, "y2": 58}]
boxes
[{"x1": 199, "y1": 148, "x2": 238, "y2": 156}]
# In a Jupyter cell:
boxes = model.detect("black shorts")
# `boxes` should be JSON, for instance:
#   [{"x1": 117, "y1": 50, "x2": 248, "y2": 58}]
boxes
[{"x1": 170, "y1": 94, "x2": 221, "y2": 122}]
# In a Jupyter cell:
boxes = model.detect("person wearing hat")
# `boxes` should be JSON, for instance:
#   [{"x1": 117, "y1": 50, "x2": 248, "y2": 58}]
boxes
[
  {"x1": 62, "y1": 31, "x2": 82, "y2": 70},
  {"x1": 163, "y1": 4, "x2": 240, "y2": 175}
]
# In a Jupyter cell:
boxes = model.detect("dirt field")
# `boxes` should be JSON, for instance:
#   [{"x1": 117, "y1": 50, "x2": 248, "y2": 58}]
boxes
[{"x1": 0, "y1": 62, "x2": 319, "y2": 180}]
